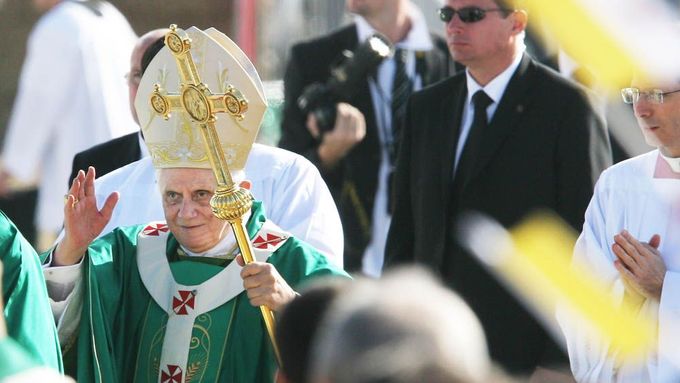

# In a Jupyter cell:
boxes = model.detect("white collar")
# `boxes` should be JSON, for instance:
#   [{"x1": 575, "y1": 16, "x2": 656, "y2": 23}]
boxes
[
  {"x1": 659, "y1": 151, "x2": 680, "y2": 173},
  {"x1": 354, "y1": 2, "x2": 433, "y2": 51},
  {"x1": 465, "y1": 51, "x2": 524, "y2": 105}
]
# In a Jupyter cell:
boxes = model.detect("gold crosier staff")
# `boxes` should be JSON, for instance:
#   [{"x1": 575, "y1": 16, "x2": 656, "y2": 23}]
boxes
[{"x1": 148, "y1": 25, "x2": 281, "y2": 366}]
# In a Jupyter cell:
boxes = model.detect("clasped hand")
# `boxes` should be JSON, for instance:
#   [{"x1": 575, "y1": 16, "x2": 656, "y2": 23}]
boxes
[{"x1": 611, "y1": 230, "x2": 666, "y2": 301}]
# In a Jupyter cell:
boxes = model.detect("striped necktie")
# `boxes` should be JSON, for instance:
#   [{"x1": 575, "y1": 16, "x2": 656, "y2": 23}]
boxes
[{"x1": 390, "y1": 48, "x2": 413, "y2": 164}]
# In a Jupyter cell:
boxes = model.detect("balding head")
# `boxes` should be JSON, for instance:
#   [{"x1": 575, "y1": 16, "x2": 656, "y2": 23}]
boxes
[
  {"x1": 311, "y1": 267, "x2": 493, "y2": 383},
  {"x1": 128, "y1": 28, "x2": 169, "y2": 124}
]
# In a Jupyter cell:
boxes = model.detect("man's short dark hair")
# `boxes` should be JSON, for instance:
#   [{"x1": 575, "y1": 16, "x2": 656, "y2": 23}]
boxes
[
  {"x1": 495, "y1": 0, "x2": 525, "y2": 11},
  {"x1": 141, "y1": 36, "x2": 166, "y2": 75}
]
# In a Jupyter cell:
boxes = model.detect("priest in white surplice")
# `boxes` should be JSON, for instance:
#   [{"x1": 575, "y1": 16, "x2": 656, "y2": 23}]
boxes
[
  {"x1": 558, "y1": 82, "x2": 680, "y2": 382},
  {"x1": 0, "y1": 0, "x2": 137, "y2": 244}
]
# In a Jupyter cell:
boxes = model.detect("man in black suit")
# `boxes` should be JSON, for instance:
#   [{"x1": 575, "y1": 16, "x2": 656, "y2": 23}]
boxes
[
  {"x1": 68, "y1": 29, "x2": 167, "y2": 185},
  {"x1": 280, "y1": 0, "x2": 454, "y2": 273},
  {"x1": 385, "y1": 0, "x2": 611, "y2": 377}
]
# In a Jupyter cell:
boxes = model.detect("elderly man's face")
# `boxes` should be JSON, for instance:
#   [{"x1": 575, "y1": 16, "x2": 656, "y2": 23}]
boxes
[
  {"x1": 158, "y1": 168, "x2": 228, "y2": 253},
  {"x1": 631, "y1": 79, "x2": 680, "y2": 157}
]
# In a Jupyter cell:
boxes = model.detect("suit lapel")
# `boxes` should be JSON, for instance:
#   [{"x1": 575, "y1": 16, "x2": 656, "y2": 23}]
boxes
[
  {"x1": 465, "y1": 54, "x2": 534, "y2": 188},
  {"x1": 440, "y1": 77, "x2": 467, "y2": 199}
]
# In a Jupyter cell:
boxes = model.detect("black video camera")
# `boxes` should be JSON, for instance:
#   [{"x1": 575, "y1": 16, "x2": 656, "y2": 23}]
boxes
[{"x1": 297, "y1": 33, "x2": 393, "y2": 133}]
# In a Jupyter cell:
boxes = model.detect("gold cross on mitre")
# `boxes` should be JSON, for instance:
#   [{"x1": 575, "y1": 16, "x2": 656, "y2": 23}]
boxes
[
  {"x1": 134, "y1": 25, "x2": 280, "y2": 365},
  {"x1": 140, "y1": 25, "x2": 266, "y2": 182}
]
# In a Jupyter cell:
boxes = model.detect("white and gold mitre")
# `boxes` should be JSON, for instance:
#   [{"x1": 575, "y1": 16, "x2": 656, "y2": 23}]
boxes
[{"x1": 135, "y1": 25, "x2": 267, "y2": 170}]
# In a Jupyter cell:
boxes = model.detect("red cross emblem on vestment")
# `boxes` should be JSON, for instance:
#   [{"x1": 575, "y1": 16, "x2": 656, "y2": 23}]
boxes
[
  {"x1": 253, "y1": 233, "x2": 284, "y2": 249},
  {"x1": 172, "y1": 290, "x2": 195, "y2": 315},
  {"x1": 142, "y1": 223, "x2": 169, "y2": 236},
  {"x1": 161, "y1": 364, "x2": 182, "y2": 383}
]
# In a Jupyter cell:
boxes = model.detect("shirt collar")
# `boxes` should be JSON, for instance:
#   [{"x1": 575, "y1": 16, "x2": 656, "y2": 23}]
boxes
[
  {"x1": 354, "y1": 2, "x2": 433, "y2": 51},
  {"x1": 465, "y1": 51, "x2": 524, "y2": 105},
  {"x1": 659, "y1": 151, "x2": 680, "y2": 173}
]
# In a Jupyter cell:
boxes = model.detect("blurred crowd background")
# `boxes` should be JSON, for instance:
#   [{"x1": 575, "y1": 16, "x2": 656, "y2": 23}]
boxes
[
  {"x1": 0, "y1": 0, "x2": 658, "y2": 248},
  {"x1": 0, "y1": 1, "x2": 446, "y2": 132},
  {"x1": 2, "y1": 1, "x2": 680, "y2": 381},
  {"x1": 0, "y1": 0, "x2": 453, "y2": 247},
  {"x1": 0, "y1": 0, "x2": 665, "y2": 153}
]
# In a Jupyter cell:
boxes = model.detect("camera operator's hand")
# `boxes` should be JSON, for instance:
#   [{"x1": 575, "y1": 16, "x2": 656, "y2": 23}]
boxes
[{"x1": 309, "y1": 103, "x2": 366, "y2": 170}]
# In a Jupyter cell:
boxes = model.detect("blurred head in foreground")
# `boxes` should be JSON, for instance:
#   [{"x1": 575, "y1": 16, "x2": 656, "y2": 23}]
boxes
[
  {"x1": 310, "y1": 267, "x2": 504, "y2": 383},
  {"x1": 275, "y1": 278, "x2": 351, "y2": 383}
]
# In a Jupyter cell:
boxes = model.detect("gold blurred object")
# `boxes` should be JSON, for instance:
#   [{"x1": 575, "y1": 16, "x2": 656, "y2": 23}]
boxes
[
  {"x1": 149, "y1": 24, "x2": 281, "y2": 366},
  {"x1": 520, "y1": 0, "x2": 680, "y2": 94},
  {"x1": 509, "y1": 214, "x2": 655, "y2": 359},
  {"x1": 461, "y1": 212, "x2": 656, "y2": 361}
]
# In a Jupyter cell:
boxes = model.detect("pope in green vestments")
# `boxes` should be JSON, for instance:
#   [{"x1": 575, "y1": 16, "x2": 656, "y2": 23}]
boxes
[
  {"x1": 0, "y1": 211, "x2": 62, "y2": 372},
  {"x1": 46, "y1": 25, "x2": 349, "y2": 382},
  {"x1": 49, "y1": 168, "x2": 349, "y2": 383}
]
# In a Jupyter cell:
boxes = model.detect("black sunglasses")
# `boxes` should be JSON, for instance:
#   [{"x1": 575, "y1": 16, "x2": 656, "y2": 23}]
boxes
[{"x1": 438, "y1": 6, "x2": 511, "y2": 23}]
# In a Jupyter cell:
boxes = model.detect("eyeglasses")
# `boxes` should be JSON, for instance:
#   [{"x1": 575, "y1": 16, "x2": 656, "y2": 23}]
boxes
[
  {"x1": 124, "y1": 70, "x2": 143, "y2": 86},
  {"x1": 438, "y1": 6, "x2": 511, "y2": 24},
  {"x1": 621, "y1": 87, "x2": 680, "y2": 104}
]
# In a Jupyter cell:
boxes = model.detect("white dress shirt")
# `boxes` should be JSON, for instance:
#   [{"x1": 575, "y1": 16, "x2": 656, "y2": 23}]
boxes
[
  {"x1": 354, "y1": 2, "x2": 436, "y2": 277},
  {"x1": 1, "y1": 0, "x2": 138, "y2": 234},
  {"x1": 454, "y1": 52, "x2": 524, "y2": 173}
]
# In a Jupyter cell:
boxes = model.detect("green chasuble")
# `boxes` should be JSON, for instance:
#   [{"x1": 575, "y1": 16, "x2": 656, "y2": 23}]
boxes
[
  {"x1": 0, "y1": 337, "x2": 42, "y2": 379},
  {"x1": 0, "y1": 211, "x2": 62, "y2": 372},
  {"x1": 0, "y1": 337, "x2": 69, "y2": 381},
  {"x1": 67, "y1": 202, "x2": 348, "y2": 383}
]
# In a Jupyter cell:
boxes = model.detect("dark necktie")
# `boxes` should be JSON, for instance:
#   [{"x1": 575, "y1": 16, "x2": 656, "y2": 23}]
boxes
[
  {"x1": 455, "y1": 90, "x2": 493, "y2": 187},
  {"x1": 390, "y1": 48, "x2": 413, "y2": 164}
]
